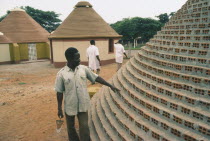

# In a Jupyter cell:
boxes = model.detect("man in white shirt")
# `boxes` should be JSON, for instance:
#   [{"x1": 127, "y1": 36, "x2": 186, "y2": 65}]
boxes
[
  {"x1": 114, "y1": 40, "x2": 128, "y2": 71},
  {"x1": 86, "y1": 40, "x2": 101, "y2": 74}
]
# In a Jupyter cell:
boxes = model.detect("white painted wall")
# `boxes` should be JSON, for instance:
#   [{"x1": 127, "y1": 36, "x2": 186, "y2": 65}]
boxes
[
  {"x1": 0, "y1": 44, "x2": 11, "y2": 62},
  {"x1": 52, "y1": 40, "x2": 116, "y2": 62}
]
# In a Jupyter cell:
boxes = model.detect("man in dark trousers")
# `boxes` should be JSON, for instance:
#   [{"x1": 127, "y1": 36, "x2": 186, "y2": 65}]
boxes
[{"x1": 55, "y1": 47, "x2": 119, "y2": 141}]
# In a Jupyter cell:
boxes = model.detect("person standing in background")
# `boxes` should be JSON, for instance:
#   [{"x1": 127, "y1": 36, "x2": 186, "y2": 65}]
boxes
[
  {"x1": 114, "y1": 40, "x2": 128, "y2": 71},
  {"x1": 86, "y1": 40, "x2": 101, "y2": 75}
]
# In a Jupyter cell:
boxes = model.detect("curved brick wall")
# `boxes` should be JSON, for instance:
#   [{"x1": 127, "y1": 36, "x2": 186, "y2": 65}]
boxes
[{"x1": 89, "y1": 0, "x2": 210, "y2": 140}]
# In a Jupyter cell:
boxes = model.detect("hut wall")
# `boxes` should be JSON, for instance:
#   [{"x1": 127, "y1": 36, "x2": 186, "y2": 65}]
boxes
[
  {"x1": 18, "y1": 43, "x2": 28, "y2": 61},
  {"x1": 52, "y1": 39, "x2": 115, "y2": 67},
  {"x1": 17, "y1": 42, "x2": 50, "y2": 61},
  {"x1": 0, "y1": 44, "x2": 11, "y2": 64},
  {"x1": 36, "y1": 42, "x2": 50, "y2": 59}
]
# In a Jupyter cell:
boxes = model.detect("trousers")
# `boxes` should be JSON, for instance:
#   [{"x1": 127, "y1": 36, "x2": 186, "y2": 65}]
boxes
[
  {"x1": 65, "y1": 112, "x2": 90, "y2": 141},
  {"x1": 117, "y1": 63, "x2": 122, "y2": 71}
]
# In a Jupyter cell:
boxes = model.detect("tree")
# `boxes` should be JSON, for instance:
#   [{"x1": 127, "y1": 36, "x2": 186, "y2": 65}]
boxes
[
  {"x1": 110, "y1": 17, "x2": 162, "y2": 43},
  {"x1": 156, "y1": 12, "x2": 176, "y2": 24},
  {"x1": 0, "y1": 6, "x2": 61, "y2": 33},
  {"x1": 156, "y1": 13, "x2": 169, "y2": 24},
  {"x1": 0, "y1": 11, "x2": 10, "y2": 22}
]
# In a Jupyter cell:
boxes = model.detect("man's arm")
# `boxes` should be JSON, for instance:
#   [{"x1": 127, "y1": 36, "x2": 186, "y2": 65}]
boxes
[
  {"x1": 124, "y1": 52, "x2": 128, "y2": 58},
  {"x1": 57, "y1": 92, "x2": 64, "y2": 118},
  {"x1": 95, "y1": 76, "x2": 120, "y2": 92},
  {"x1": 96, "y1": 55, "x2": 101, "y2": 66}
]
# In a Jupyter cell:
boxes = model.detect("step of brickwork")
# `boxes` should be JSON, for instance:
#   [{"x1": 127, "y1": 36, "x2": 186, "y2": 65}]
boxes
[
  {"x1": 89, "y1": 0, "x2": 210, "y2": 140},
  {"x1": 114, "y1": 69, "x2": 209, "y2": 140},
  {"x1": 101, "y1": 87, "x2": 134, "y2": 141},
  {"x1": 138, "y1": 51, "x2": 210, "y2": 73},
  {"x1": 132, "y1": 53, "x2": 210, "y2": 88},
  {"x1": 89, "y1": 95, "x2": 100, "y2": 141},
  {"x1": 107, "y1": 78, "x2": 175, "y2": 141},
  {"x1": 119, "y1": 66, "x2": 210, "y2": 140},
  {"x1": 111, "y1": 78, "x2": 180, "y2": 141},
  {"x1": 142, "y1": 46, "x2": 210, "y2": 61},
  {"x1": 126, "y1": 59, "x2": 210, "y2": 114},
  {"x1": 121, "y1": 66, "x2": 210, "y2": 128},
  {"x1": 131, "y1": 55, "x2": 210, "y2": 89},
  {"x1": 95, "y1": 90, "x2": 121, "y2": 141},
  {"x1": 90, "y1": 93, "x2": 109, "y2": 141}
]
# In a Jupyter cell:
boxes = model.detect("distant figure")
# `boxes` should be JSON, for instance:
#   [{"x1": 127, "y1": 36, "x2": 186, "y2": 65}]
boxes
[
  {"x1": 86, "y1": 40, "x2": 101, "y2": 74},
  {"x1": 114, "y1": 40, "x2": 128, "y2": 71},
  {"x1": 55, "y1": 47, "x2": 119, "y2": 141}
]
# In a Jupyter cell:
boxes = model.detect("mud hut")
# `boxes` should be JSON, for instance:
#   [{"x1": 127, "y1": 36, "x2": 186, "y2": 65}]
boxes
[
  {"x1": 0, "y1": 32, "x2": 12, "y2": 64},
  {"x1": 0, "y1": 8, "x2": 50, "y2": 64},
  {"x1": 49, "y1": 1, "x2": 122, "y2": 68}
]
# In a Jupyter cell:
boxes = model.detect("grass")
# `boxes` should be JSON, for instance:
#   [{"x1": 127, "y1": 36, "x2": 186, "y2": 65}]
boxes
[
  {"x1": 124, "y1": 44, "x2": 145, "y2": 50},
  {"x1": 18, "y1": 82, "x2": 26, "y2": 85}
]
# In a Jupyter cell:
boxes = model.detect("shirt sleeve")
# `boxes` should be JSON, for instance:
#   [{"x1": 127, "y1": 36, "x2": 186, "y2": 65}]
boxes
[
  {"x1": 85, "y1": 67, "x2": 98, "y2": 83},
  {"x1": 95, "y1": 47, "x2": 99, "y2": 56},
  {"x1": 54, "y1": 71, "x2": 65, "y2": 93},
  {"x1": 122, "y1": 45, "x2": 125, "y2": 53},
  {"x1": 86, "y1": 48, "x2": 89, "y2": 58}
]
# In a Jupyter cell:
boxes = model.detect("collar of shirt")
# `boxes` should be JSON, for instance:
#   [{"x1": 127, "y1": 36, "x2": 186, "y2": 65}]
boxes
[{"x1": 64, "y1": 65, "x2": 80, "y2": 72}]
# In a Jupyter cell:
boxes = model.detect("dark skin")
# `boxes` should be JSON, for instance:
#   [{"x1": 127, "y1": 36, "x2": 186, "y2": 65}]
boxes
[
  {"x1": 123, "y1": 52, "x2": 128, "y2": 59},
  {"x1": 57, "y1": 52, "x2": 120, "y2": 118}
]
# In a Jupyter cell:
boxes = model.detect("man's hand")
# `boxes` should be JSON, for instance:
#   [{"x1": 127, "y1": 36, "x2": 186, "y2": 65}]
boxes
[
  {"x1": 95, "y1": 76, "x2": 120, "y2": 93},
  {"x1": 58, "y1": 109, "x2": 64, "y2": 118},
  {"x1": 110, "y1": 85, "x2": 120, "y2": 93}
]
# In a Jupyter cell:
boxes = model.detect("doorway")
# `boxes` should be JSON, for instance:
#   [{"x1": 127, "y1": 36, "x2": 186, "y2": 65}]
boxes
[{"x1": 28, "y1": 43, "x2": 37, "y2": 61}]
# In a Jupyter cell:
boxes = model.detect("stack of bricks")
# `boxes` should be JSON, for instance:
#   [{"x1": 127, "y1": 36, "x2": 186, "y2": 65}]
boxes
[{"x1": 89, "y1": 0, "x2": 210, "y2": 140}]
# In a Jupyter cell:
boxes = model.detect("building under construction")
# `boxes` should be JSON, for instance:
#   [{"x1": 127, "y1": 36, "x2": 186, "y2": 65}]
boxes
[{"x1": 89, "y1": 0, "x2": 210, "y2": 140}]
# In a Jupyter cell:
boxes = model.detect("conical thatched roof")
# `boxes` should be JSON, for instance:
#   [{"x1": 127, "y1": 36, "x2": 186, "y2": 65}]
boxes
[
  {"x1": 0, "y1": 32, "x2": 12, "y2": 44},
  {"x1": 49, "y1": 1, "x2": 121, "y2": 39},
  {"x1": 89, "y1": 0, "x2": 210, "y2": 140},
  {"x1": 0, "y1": 8, "x2": 49, "y2": 43}
]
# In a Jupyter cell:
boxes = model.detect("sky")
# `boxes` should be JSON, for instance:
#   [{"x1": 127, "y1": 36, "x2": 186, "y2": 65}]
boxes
[{"x1": 0, "y1": 0, "x2": 187, "y2": 24}]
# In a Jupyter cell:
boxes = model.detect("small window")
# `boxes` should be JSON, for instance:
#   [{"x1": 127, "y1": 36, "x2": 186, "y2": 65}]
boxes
[{"x1": 109, "y1": 39, "x2": 114, "y2": 53}]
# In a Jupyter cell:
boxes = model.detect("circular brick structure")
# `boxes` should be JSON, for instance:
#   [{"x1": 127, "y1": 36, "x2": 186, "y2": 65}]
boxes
[{"x1": 89, "y1": 0, "x2": 210, "y2": 140}]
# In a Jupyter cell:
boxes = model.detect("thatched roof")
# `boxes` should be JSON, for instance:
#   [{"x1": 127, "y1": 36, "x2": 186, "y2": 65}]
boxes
[
  {"x1": 0, "y1": 8, "x2": 49, "y2": 43},
  {"x1": 0, "y1": 32, "x2": 12, "y2": 44},
  {"x1": 49, "y1": 1, "x2": 121, "y2": 39}
]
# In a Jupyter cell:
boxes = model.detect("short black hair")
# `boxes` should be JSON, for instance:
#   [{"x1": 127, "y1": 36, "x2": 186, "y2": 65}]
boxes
[
  {"x1": 118, "y1": 40, "x2": 122, "y2": 44},
  {"x1": 65, "y1": 47, "x2": 78, "y2": 61},
  {"x1": 90, "y1": 40, "x2": 95, "y2": 45},
  {"x1": 115, "y1": 40, "x2": 122, "y2": 44}
]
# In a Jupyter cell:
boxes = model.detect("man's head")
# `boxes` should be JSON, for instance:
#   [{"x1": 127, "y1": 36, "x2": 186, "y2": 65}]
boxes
[
  {"x1": 115, "y1": 40, "x2": 122, "y2": 44},
  {"x1": 65, "y1": 47, "x2": 80, "y2": 68},
  {"x1": 90, "y1": 40, "x2": 95, "y2": 45}
]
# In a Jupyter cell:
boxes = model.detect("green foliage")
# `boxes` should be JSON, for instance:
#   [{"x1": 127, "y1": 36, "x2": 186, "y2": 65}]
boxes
[
  {"x1": 124, "y1": 43, "x2": 145, "y2": 50},
  {"x1": 110, "y1": 17, "x2": 162, "y2": 43},
  {"x1": 156, "y1": 12, "x2": 175, "y2": 24},
  {"x1": 0, "y1": 6, "x2": 61, "y2": 33},
  {"x1": 156, "y1": 13, "x2": 169, "y2": 24},
  {"x1": 0, "y1": 11, "x2": 10, "y2": 22}
]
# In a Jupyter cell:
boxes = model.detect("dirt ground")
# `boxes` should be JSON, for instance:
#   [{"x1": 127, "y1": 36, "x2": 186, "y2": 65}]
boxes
[{"x1": 0, "y1": 59, "x2": 128, "y2": 141}]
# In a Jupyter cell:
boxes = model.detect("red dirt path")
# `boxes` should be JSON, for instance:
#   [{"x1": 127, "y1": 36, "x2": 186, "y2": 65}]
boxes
[{"x1": 0, "y1": 60, "x2": 128, "y2": 141}]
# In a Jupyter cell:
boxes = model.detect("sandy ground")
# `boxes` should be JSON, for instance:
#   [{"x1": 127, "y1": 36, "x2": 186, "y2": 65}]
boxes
[{"x1": 0, "y1": 59, "x2": 128, "y2": 141}]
